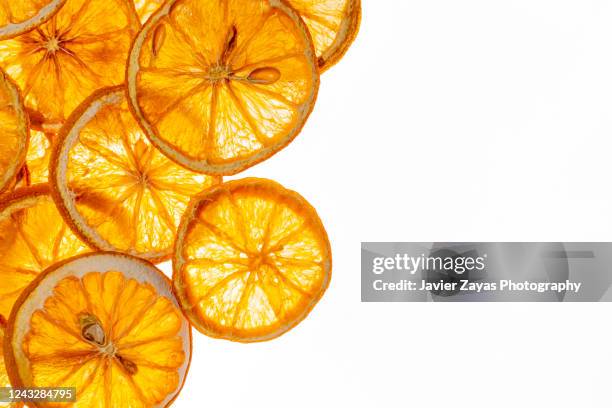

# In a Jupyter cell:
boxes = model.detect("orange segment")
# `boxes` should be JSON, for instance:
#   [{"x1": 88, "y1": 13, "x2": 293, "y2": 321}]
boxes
[
  {"x1": 51, "y1": 86, "x2": 221, "y2": 263},
  {"x1": 0, "y1": 69, "x2": 28, "y2": 196},
  {"x1": 0, "y1": 185, "x2": 90, "y2": 319},
  {"x1": 174, "y1": 178, "x2": 331, "y2": 342},
  {"x1": 288, "y1": 0, "x2": 361, "y2": 70},
  {"x1": 127, "y1": 0, "x2": 320, "y2": 175},
  {"x1": 25, "y1": 130, "x2": 52, "y2": 184},
  {"x1": 133, "y1": 0, "x2": 163, "y2": 23},
  {"x1": 4, "y1": 252, "x2": 192, "y2": 407},
  {"x1": 0, "y1": 0, "x2": 139, "y2": 128},
  {"x1": 0, "y1": 0, "x2": 66, "y2": 41}
]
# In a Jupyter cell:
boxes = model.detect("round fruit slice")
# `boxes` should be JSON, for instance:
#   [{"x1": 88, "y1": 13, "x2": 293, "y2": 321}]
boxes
[
  {"x1": 127, "y1": 0, "x2": 320, "y2": 175},
  {"x1": 288, "y1": 0, "x2": 361, "y2": 71},
  {"x1": 51, "y1": 86, "x2": 221, "y2": 263},
  {"x1": 0, "y1": 70, "x2": 28, "y2": 196},
  {"x1": 174, "y1": 178, "x2": 332, "y2": 342},
  {"x1": 0, "y1": 0, "x2": 66, "y2": 41},
  {"x1": 5, "y1": 252, "x2": 192, "y2": 407},
  {"x1": 0, "y1": 185, "x2": 90, "y2": 319},
  {"x1": 0, "y1": 0, "x2": 139, "y2": 129}
]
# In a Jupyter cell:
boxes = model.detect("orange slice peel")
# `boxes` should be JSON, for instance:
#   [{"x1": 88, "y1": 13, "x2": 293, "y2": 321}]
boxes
[
  {"x1": 0, "y1": 0, "x2": 67, "y2": 41},
  {"x1": 0, "y1": 69, "x2": 28, "y2": 196}
]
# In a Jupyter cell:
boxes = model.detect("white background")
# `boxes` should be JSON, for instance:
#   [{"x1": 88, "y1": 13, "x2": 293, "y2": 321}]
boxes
[{"x1": 167, "y1": 1, "x2": 612, "y2": 406}]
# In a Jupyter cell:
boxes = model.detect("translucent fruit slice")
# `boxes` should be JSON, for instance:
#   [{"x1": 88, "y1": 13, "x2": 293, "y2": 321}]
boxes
[
  {"x1": 0, "y1": 0, "x2": 66, "y2": 41},
  {"x1": 5, "y1": 252, "x2": 192, "y2": 408},
  {"x1": 289, "y1": 0, "x2": 361, "y2": 71},
  {"x1": 0, "y1": 0, "x2": 140, "y2": 129},
  {"x1": 0, "y1": 184, "x2": 90, "y2": 319},
  {"x1": 127, "y1": 0, "x2": 320, "y2": 175},
  {"x1": 0, "y1": 69, "x2": 28, "y2": 196},
  {"x1": 174, "y1": 178, "x2": 332, "y2": 342},
  {"x1": 51, "y1": 86, "x2": 221, "y2": 263}
]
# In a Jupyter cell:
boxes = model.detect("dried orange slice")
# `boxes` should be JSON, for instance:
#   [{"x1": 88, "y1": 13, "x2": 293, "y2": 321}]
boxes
[
  {"x1": 51, "y1": 86, "x2": 221, "y2": 263},
  {"x1": 289, "y1": 0, "x2": 361, "y2": 71},
  {"x1": 0, "y1": 69, "x2": 28, "y2": 196},
  {"x1": 132, "y1": 0, "x2": 163, "y2": 23},
  {"x1": 0, "y1": 185, "x2": 90, "y2": 319},
  {"x1": 0, "y1": 0, "x2": 139, "y2": 129},
  {"x1": 5, "y1": 252, "x2": 192, "y2": 407},
  {"x1": 127, "y1": 0, "x2": 320, "y2": 175},
  {"x1": 174, "y1": 178, "x2": 331, "y2": 342},
  {"x1": 0, "y1": 0, "x2": 66, "y2": 41}
]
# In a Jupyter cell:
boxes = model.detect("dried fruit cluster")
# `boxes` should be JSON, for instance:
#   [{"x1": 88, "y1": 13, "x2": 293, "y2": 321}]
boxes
[{"x1": 0, "y1": 0, "x2": 359, "y2": 406}]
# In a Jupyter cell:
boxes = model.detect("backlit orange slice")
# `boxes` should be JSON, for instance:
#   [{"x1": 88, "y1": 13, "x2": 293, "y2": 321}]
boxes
[
  {"x1": 0, "y1": 0, "x2": 139, "y2": 129},
  {"x1": 5, "y1": 252, "x2": 192, "y2": 407},
  {"x1": 0, "y1": 0, "x2": 66, "y2": 41},
  {"x1": 289, "y1": 0, "x2": 361, "y2": 70},
  {"x1": 0, "y1": 185, "x2": 90, "y2": 319},
  {"x1": 174, "y1": 178, "x2": 332, "y2": 342},
  {"x1": 0, "y1": 69, "x2": 28, "y2": 196},
  {"x1": 51, "y1": 86, "x2": 221, "y2": 263},
  {"x1": 127, "y1": 0, "x2": 320, "y2": 175}
]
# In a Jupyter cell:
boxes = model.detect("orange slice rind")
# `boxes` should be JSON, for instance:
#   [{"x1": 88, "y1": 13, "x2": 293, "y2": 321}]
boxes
[
  {"x1": 0, "y1": 69, "x2": 28, "y2": 196},
  {"x1": 4, "y1": 252, "x2": 192, "y2": 408},
  {"x1": 174, "y1": 178, "x2": 332, "y2": 342},
  {"x1": 0, "y1": 0, "x2": 67, "y2": 41},
  {"x1": 0, "y1": 317, "x2": 22, "y2": 408},
  {"x1": 127, "y1": 0, "x2": 320, "y2": 175},
  {"x1": 51, "y1": 86, "x2": 221, "y2": 263}
]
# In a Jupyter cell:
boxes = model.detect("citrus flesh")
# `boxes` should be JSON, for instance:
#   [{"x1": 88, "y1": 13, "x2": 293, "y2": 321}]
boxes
[
  {"x1": 174, "y1": 178, "x2": 331, "y2": 342},
  {"x1": 127, "y1": 0, "x2": 320, "y2": 175},
  {"x1": 288, "y1": 0, "x2": 361, "y2": 70},
  {"x1": 0, "y1": 0, "x2": 139, "y2": 129},
  {"x1": 5, "y1": 252, "x2": 191, "y2": 408},
  {"x1": 0, "y1": 70, "x2": 28, "y2": 196},
  {"x1": 51, "y1": 86, "x2": 221, "y2": 263},
  {"x1": 25, "y1": 130, "x2": 52, "y2": 184},
  {"x1": 0, "y1": 185, "x2": 90, "y2": 320},
  {"x1": 133, "y1": 0, "x2": 163, "y2": 23},
  {"x1": 0, "y1": 0, "x2": 67, "y2": 41}
]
